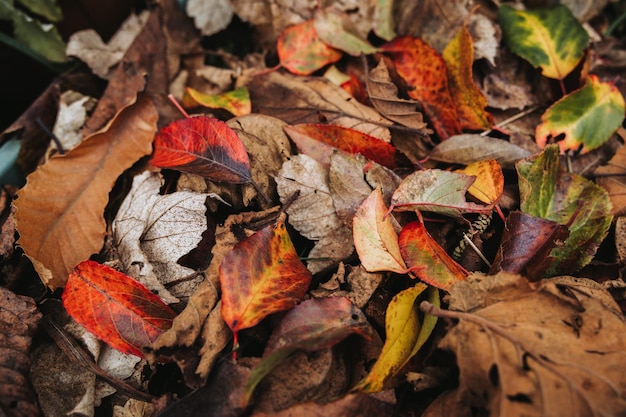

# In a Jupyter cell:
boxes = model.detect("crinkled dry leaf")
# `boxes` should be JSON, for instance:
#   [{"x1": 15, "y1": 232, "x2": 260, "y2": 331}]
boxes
[
  {"x1": 437, "y1": 272, "x2": 626, "y2": 416},
  {"x1": 428, "y1": 134, "x2": 532, "y2": 168},
  {"x1": 113, "y1": 171, "x2": 214, "y2": 304},
  {"x1": 248, "y1": 71, "x2": 392, "y2": 141},
  {"x1": 186, "y1": 0, "x2": 233, "y2": 36},
  {"x1": 595, "y1": 142, "x2": 626, "y2": 216},
  {"x1": 15, "y1": 94, "x2": 157, "y2": 289},
  {"x1": 329, "y1": 152, "x2": 375, "y2": 226},
  {"x1": 250, "y1": 393, "x2": 393, "y2": 417}
]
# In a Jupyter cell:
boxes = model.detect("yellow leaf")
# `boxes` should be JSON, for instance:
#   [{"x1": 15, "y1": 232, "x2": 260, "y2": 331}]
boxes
[{"x1": 456, "y1": 160, "x2": 504, "y2": 205}]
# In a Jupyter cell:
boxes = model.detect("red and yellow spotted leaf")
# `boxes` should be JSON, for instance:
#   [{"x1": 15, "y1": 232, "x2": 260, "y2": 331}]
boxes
[
  {"x1": 353, "y1": 188, "x2": 407, "y2": 274},
  {"x1": 182, "y1": 86, "x2": 251, "y2": 117},
  {"x1": 443, "y1": 25, "x2": 493, "y2": 131},
  {"x1": 398, "y1": 220, "x2": 467, "y2": 290},
  {"x1": 284, "y1": 123, "x2": 406, "y2": 169},
  {"x1": 455, "y1": 160, "x2": 504, "y2": 205},
  {"x1": 381, "y1": 36, "x2": 461, "y2": 140},
  {"x1": 536, "y1": 75, "x2": 625, "y2": 154},
  {"x1": 151, "y1": 115, "x2": 251, "y2": 183},
  {"x1": 220, "y1": 217, "x2": 312, "y2": 340},
  {"x1": 277, "y1": 20, "x2": 343, "y2": 75},
  {"x1": 498, "y1": 4, "x2": 589, "y2": 80},
  {"x1": 62, "y1": 260, "x2": 176, "y2": 358}
]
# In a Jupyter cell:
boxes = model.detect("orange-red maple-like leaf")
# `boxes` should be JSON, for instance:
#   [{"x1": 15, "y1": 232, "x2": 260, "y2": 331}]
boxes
[
  {"x1": 220, "y1": 219, "x2": 312, "y2": 338},
  {"x1": 151, "y1": 116, "x2": 251, "y2": 183},
  {"x1": 62, "y1": 260, "x2": 176, "y2": 357},
  {"x1": 381, "y1": 36, "x2": 462, "y2": 140},
  {"x1": 398, "y1": 221, "x2": 467, "y2": 290},
  {"x1": 277, "y1": 20, "x2": 343, "y2": 75},
  {"x1": 284, "y1": 123, "x2": 406, "y2": 169}
]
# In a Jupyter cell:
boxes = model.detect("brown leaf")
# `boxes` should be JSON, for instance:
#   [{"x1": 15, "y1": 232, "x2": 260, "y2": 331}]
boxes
[
  {"x1": 595, "y1": 143, "x2": 626, "y2": 216},
  {"x1": 248, "y1": 71, "x2": 392, "y2": 141},
  {"x1": 434, "y1": 272, "x2": 626, "y2": 416},
  {"x1": 329, "y1": 152, "x2": 375, "y2": 226},
  {"x1": 15, "y1": 93, "x2": 157, "y2": 289},
  {"x1": 251, "y1": 393, "x2": 393, "y2": 417},
  {"x1": 0, "y1": 287, "x2": 42, "y2": 417},
  {"x1": 367, "y1": 59, "x2": 430, "y2": 132}
]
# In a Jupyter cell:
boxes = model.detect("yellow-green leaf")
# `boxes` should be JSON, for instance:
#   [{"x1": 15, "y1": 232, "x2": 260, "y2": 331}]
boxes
[
  {"x1": 353, "y1": 284, "x2": 428, "y2": 393},
  {"x1": 183, "y1": 86, "x2": 251, "y2": 117},
  {"x1": 536, "y1": 75, "x2": 625, "y2": 154},
  {"x1": 498, "y1": 5, "x2": 588, "y2": 80}
]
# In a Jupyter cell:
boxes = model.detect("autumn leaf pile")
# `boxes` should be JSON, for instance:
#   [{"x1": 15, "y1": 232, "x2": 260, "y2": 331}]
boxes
[{"x1": 2, "y1": 1, "x2": 626, "y2": 417}]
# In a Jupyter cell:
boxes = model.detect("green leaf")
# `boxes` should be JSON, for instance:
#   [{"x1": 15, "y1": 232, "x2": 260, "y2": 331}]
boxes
[
  {"x1": 536, "y1": 75, "x2": 625, "y2": 154},
  {"x1": 314, "y1": 8, "x2": 378, "y2": 56},
  {"x1": 498, "y1": 5, "x2": 589, "y2": 80},
  {"x1": 517, "y1": 145, "x2": 613, "y2": 275},
  {"x1": 0, "y1": 137, "x2": 25, "y2": 187},
  {"x1": 374, "y1": 0, "x2": 396, "y2": 41},
  {"x1": 0, "y1": 0, "x2": 15, "y2": 20},
  {"x1": 12, "y1": 8, "x2": 66, "y2": 62},
  {"x1": 353, "y1": 283, "x2": 428, "y2": 393},
  {"x1": 17, "y1": 0, "x2": 62, "y2": 22},
  {"x1": 183, "y1": 86, "x2": 251, "y2": 117}
]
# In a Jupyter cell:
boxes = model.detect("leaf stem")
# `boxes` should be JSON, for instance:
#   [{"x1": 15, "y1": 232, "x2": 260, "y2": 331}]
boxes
[{"x1": 168, "y1": 94, "x2": 191, "y2": 118}]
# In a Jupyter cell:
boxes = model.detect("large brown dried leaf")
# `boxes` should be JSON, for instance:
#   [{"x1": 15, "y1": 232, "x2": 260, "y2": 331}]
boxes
[
  {"x1": 595, "y1": 143, "x2": 626, "y2": 216},
  {"x1": 367, "y1": 59, "x2": 429, "y2": 132},
  {"x1": 435, "y1": 272, "x2": 626, "y2": 416},
  {"x1": 15, "y1": 94, "x2": 157, "y2": 289},
  {"x1": 251, "y1": 393, "x2": 393, "y2": 417},
  {"x1": 248, "y1": 71, "x2": 392, "y2": 141},
  {"x1": 0, "y1": 287, "x2": 42, "y2": 417}
]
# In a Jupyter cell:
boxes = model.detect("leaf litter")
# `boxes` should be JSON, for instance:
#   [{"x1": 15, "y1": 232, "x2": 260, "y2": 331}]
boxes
[{"x1": 3, "y1": 1, "x2": 626, "y2": 416}]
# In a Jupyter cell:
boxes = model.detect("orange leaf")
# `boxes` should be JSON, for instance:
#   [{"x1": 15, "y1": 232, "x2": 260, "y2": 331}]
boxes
[
  {"x1": 284, "y1": 123, "x2": 406, "y2": 169},
  {"x1": 381, "y1": 36, "x2": 462, "y2": 140},
  {"x1": 277, "y1": 20, "x2": 343, "y2": 75},
  {"x1": 220, "y1": 217, "x2": 312, "y2": 338},
  {"x1": 443, "y1": 25, "x2": 493, "y2": 131},
  {"x1": 62, "y1": 260, "x2": 176, "y2": 358},
  {"x1": 455, "y1": 160, "x2": 504, "y2": 205},
  {"x1": 353, "y1": 188, "x2": 407, "y2": 274},
  {"x1": 398, "y1": 221, "x2": 467, "y2": 290},
  {"x1": 151, "y1": 116, "x2": 251, "y2": 184},
  {"x1": 14, "y1": 94, "x2": 158, "y2": 289}
]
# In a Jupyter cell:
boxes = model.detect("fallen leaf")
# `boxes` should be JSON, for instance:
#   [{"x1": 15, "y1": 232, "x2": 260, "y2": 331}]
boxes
[
  {"x1": 595, "y1": 142, "x2": 626, "y2": 216},
  {"x1": 353, "y1": 284, "x2": 428, "y2": 392},
  {"x1": 310, "y1": 264, "x2": 383, "y2": 308},
  {"x1": 616, "y1": 217, "x2": 626, "y2": 262},
  {"x1": 66, "y1": 11, "x2": 150, "y2": 79},
  {"x1": 313, "y1": 8, "x2": 378, "y2": 56},
  {"x1": 113, "y1": 170, "x2": 213, "y2": 304},
  {"x1": 366, "y1": 59, "x2": 430, "y2": 131},
  {"x1": 517, "y1": 145, "x2": 613, "y2": 275},
  {"x1": 248, "y1": 71, "x2": 392, "y2": 141},
  {"x1": 183, "y1": 86, "x2": 252, "y2": 117},
  {"x1": 49, "y1": 91, "x2": 94, "y2": 155},
  {"x1": 498, "y1": 4, "x2": 589, "y2": 80},
  {"x1": 151, "y1": 115, "x2": 252, "y2": 183},
  {"x1": 186, "y1": 0, "x2": 233, "y2": 36},
  {"x1": 382, "y1": 36, "x2": 462, "y2": 139},
  {"x1": 62, "y1": 260, "x2": 177, "y2": 358},
  {"x1": 442, "y1": 25, "x2": 493, "y2": 131},
  {"x1": 277, "y1": 20, "x2": 342, "y2": 75},
  {"x1": 434, "y1": 272, "x2": 626, "y2": 416},
  {"x1": 455, "y1": 160, "x2": 504, "y2": 205},
  {"x1": 276, "y1": 154, "x2": 354, "y2": 274},
  {"x1": 489, "y1": 211, "x2": 570, "y2": 281},
  {"x1": 428, "y1": 134, "x2": 532, "y2": 168},
  {"x1": 467, "y1": 14, "x2": 499, "y2": 66},
  {"x1": 220, "y1": 215, "x2": 312, "y2": 341},
  {"x1": 250, "y1": 393, "x2": 394, "y2": 417},
  {"x1": 15, "y1": 93, "x2": 157, "y2": 289},
  {"x1": 374, "y1": 0, "x2": 395, "y2": 41},
  {"x1": 399, "y1": 221, "x2": 467, "y2": 290},
  {"x1": 329, "y1": 152, "x2": 376, "y2": 226},
  {"x1": 391, "y1": 169, "x2": 493, "y2": 220},
  {"x1": 284, "y1": 123, "x2": 405, "y2": 169},
  {"x1": 353, "y1": 188, "x2": 407, "y2": 274},
  {"x1": 535, "y1": 75, "x2": 625, "y2": 154},
  {"x1": 0, "y1": 286, "x2": 42, "y2": 417}
]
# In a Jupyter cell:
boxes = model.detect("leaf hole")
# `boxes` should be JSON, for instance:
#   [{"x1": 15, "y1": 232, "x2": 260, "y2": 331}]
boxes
[
  {"x1": 351, "y1": 314, "x2": 360, "y2": 321},
  {"x1": 488, "y1": 364, "x2": 499, "y2": 387},
  {"x1": 506, "y1": 393, "x2": 533, "y2": 404}
]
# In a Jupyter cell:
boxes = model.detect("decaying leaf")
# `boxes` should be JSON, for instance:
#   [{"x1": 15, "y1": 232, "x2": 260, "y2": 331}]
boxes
[
  {"x1": 595, "y1": 142, "x2": 626, "y2": 216},
  {"x1": 353, "y1": 188, "x2": 407, "y2": 274},
  {"x1": 183, "y1": 86, "x2": 252, "y2": 117},
  {"x1": 366, "y1": 59, "x2": 429, "y2": 131},
  {"x1": 517, "y1": 145, "x2": 613, "y2": 275},
  {"x1": 428, "y1": 134, "x2": 532, "y2": 168},
  {"x1": 63, "y1": 260, "x2": 177, "y2": 358},
  {"x1": 313, "y1": 8, "x2": 378, "y2": 56},
  {"x1": 113, "y1": 170, "x2": 214, "y2": 304},
  {"x1": 430, "y1": 272, "x2": 626, "y2": 416},
  {"x1": 329, "y1": 152, "x2": 376, "y2": 226},
  {"x1": 15, "y1": 94, "x2": 158, "y2": 289},
  {"x1": 455, "y1": 160, "x2": 504, "y2": 205}
]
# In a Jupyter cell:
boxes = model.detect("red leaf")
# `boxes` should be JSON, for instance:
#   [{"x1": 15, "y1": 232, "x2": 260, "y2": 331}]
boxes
[
  {"x1": 151, "y1": 116, "x2": 251, "y2": 184},
  {"x1": 398, "y1": 221, "x2": 467, "y2": 290},
  {"x1": 284, "y1": 123, "x2": 406, "y2": 169},
  {"x1": 220, "y1": 218, "x2": 312, "y2": 337},
  {"x1": 277, "y1": 20, "x2": 343, "y2": 75},
  {"x1": 381, "y1": 36, "x2": 462, "y2": 140},
  {"x1": 62, "y1": 260, "x2": 176, "y2": 357}
]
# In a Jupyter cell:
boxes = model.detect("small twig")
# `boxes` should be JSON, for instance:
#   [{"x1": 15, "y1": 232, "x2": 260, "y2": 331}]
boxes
[
  {"x1": 168, "y1": 94, "x2": 191, "y2": 118},
  {"x1": 480, "y1": 105, "x2": 539, "y2": 136},
  {"x1": 36, "y1": 117, "x2": 65, "y2": 155},
  {"x1": 461, "y1": 232, "x2": 492, "y2": 268},
  {"x1": 42, "y1": 317, "x2": 155, "y2": 403}
]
